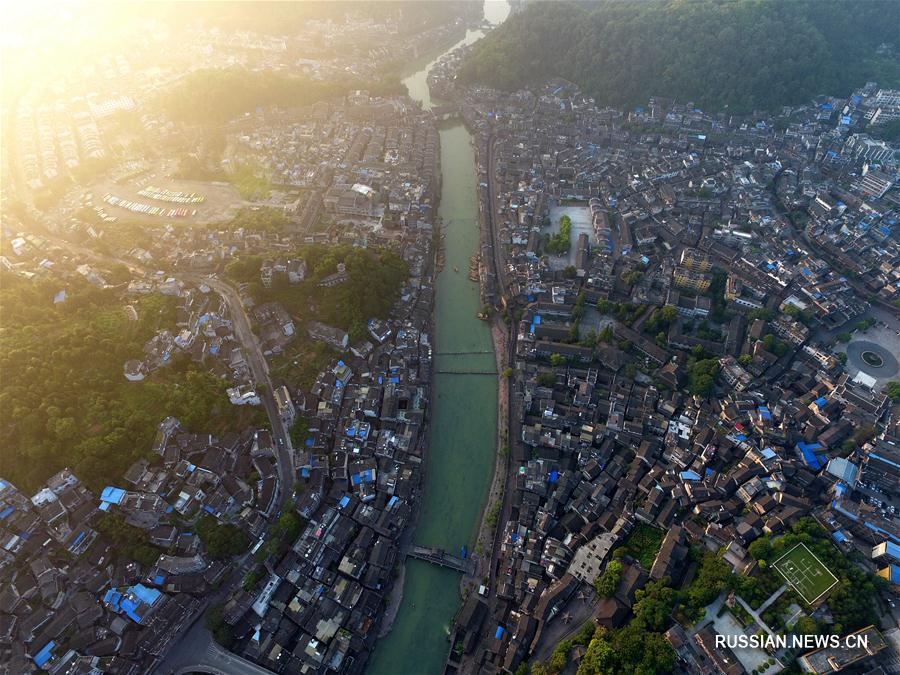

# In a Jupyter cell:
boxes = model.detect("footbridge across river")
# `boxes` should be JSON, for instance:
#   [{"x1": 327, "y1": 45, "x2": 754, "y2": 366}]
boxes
[{"x1": 405, "y1": 545, "x2": 475, "y2": 575}]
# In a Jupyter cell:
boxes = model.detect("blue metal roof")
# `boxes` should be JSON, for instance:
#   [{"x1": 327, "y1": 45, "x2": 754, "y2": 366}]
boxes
[
  {"x1": 100, "y1": 486, "x2": 126, "y2": 505},
  {"x1": 884, "y1": 541, "x2": 900, "y2": 560},
  {"x1": 33, "y1": 641, "x2": 54, "y2": 667},
  {"x1": 797, "y1": 442, "x2": 825, "y2": 471}
]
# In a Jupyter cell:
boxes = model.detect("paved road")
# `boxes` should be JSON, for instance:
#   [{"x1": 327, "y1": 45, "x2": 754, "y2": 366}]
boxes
[
  {"x1": 484, "y1": 134, "x2": 508, "y2": 300},
  {"x1": 156, "y1": 600, "x2": 272, "y2": 675},
  {"x1": 182, "y1": 273, "x2": 294, "y2": 508}
]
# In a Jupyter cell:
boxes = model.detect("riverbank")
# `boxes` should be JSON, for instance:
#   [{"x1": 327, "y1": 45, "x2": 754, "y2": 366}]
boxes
[
  {"x1": 378, "y1": 559, "x2": 406, "y2": 638},
  {"x1": 462, "y1": 316, "x2": 509, "y2": 595},
  {"x1": 367, "y1": 123, "x2": 499, "y2": 675}
]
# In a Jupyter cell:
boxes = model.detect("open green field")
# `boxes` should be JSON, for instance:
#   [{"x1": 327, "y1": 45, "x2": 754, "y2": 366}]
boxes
[{"x1": 772, "y1": 543, "x2": 838, "y2": 604}]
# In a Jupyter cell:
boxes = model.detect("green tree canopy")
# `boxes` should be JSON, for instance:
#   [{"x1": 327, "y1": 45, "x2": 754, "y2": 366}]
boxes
[{"x1": 459, "y1": 0, "x2": 899, "y2": 114}]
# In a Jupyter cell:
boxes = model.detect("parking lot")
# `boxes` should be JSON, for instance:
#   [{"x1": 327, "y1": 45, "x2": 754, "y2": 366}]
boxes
[{"x1": 86, "y1": 165, "x2": 245, "y2": 225}]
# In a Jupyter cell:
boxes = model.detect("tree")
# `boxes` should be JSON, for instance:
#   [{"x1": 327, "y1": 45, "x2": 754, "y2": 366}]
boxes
[
  {"x1": 885, "y1": 381, "x2": 900, "y2": 402},
  {"x1": 577, "y1": 629, "x2": 615, "y2": 675},
  {"x1": 196, "y1": 515, "x2": 251, "y2": 560},
  {"x1": 502, "y1": 367, "x2": 514, "y2": 378},
  {"x1": 748, "y1": 537, "x2": 771, "y2": 563},
  {"x1": 271, "y1": 511, "x2": 302, "y2": 544},
  {"x1": 207, "y1": 603, "x2": 235, "y2": 648},
  {"x1": 550, "y1": 353, "x2": 566, "y2": 366},
  {"x1": 289, "y1": 416, "x2": 311, "y2": 448},
  {"x1": 581, "y1": 330, "x2": 598, "y2": 348},
  {"x1": 794, "y1": 616, "x2": 819, "y2": 636},
  {"x1": 537, "y1": 372, "x2": 556, "y2": 387},
  {"x1": 632, "y1": 579, "x2": 677, "y2": 631},
  {"x1": 546, "y1": 215, "x2": 573, "y2": 255},
  {"x1": 95, "y1": 513, "x2": 163, "y2": 567},
  {"x1": 687, "y1": 358, "x2": 720, "y2": 396},
  {"x1": 458, "y1": 0, "x2": 898, "y2": 114},
  {"x1": 738, "y1": 354, "x2": 753, "y2": 366},
  {"x1": 598, "y1": 325, "x2": 615, "y2": 344},
  {"x1": 594, "y1": 560, "x2": 623, "y2": 597},
  {"x1": 623, "y1": 270, "x2": 643, "y2": 287}
]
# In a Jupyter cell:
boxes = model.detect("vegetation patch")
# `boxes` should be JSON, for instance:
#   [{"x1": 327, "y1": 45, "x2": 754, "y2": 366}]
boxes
[
  {"x1": 618, "y1": 524, "x2": 665, "y2": 569},
  {"x1": 0, "y1": 276, "x2": 254, "y2": 493},
  {"x1": 226, "y1": 243, "x2": 408, "y2": 343},
  {"x1": 459, "y1": 0, "x2": 900, "y2": 113},
  {"x1": 545, "y1": 214, "x2": 572, "y2": 255}
]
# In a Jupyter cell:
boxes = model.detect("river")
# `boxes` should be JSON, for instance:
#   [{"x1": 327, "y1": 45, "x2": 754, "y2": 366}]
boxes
[{"x1": 367, "y1": 3, "x2": 509, "y2": 674}]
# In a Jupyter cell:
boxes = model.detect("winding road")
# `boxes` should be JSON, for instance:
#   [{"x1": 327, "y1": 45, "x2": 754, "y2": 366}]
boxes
[{"x1": 181, "y1": 272, "x2": 294, "y2": 508}]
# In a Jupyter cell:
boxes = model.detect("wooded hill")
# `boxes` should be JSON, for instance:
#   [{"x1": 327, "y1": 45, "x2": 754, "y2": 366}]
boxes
[{"x1": 459, "y1": 0, "x2": 900, "y2": 113}]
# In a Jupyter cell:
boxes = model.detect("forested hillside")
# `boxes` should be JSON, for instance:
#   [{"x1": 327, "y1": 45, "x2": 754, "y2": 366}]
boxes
[
  {"x1": 159, "y1": 68, "x2": 405, "y2": 124},
  {"x1": 0, "y1": 276, "x2": 261, "y2": 493},
  {"x1": 459, "y1": 0, "x2": 900, "y2": 113}
]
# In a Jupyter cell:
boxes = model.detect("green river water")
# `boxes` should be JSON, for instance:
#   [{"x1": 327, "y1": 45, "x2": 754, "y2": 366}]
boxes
[{"x1": 367, "y1": 5, "x2": 508, "y2": 673}]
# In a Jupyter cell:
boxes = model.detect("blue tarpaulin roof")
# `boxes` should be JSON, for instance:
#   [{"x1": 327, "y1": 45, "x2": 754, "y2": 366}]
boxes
[
  {"x1": 890, "y1": 565, "x2": 900, "y2": 584},
  {"x1": 797, "y1": 441, "x2": 825, "y2": 471},
  {"x1": 495, "y1": 626, "x2": 505, "y2": 639},
  {"x1": 871, "y1": 453, "x2": 900, "y2": 470},
  {"x1": 884, "y1": 541, "x2": 900, "y2": 560},
  {"x1": 100, "y1": 486, "x2": 126, "y2": 504},
  {"x1": 33, "y1": 642, "x2": 55, "y2": 667},
  {"x1": 121, "y1": 584, "x2": 161, "y2": 623}
]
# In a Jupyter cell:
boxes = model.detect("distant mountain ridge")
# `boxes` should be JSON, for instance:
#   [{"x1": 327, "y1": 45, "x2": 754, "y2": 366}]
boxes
[{"x1": 459, "y1": 0, "x2": 900, "y2": 113}]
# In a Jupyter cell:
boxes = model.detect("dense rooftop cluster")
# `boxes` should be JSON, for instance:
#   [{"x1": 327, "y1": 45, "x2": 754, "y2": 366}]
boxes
[{"x1": 420, "y1": 43, "x2": 900, "y2": 674}]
